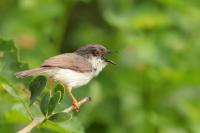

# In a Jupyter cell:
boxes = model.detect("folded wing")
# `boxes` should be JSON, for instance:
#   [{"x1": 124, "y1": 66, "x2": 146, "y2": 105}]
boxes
[{"x1": 41, "y1": 53, "x2": 92, "y2": 73}]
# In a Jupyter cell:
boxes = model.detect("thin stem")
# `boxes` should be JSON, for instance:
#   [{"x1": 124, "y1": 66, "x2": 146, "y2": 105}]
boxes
[
  {"x1": 19, "y1": 97, "x2": 33, "y2": 120},
  {"x1": 11, "y1": 85, "x2": 33, "y2": 120}
]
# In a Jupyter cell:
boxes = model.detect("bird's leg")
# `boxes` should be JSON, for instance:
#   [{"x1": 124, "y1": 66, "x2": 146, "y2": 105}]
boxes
[
  {"x1": 65, "y1": 86, "x2": 80, "y2": 112},
  {"x1": 49, "y1": 77, "x2": 53, "y2": 97}
]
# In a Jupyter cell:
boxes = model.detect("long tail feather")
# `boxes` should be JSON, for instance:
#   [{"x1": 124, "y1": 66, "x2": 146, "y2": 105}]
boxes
[{"x1": 16, "y1": 67, "x2": 50, "y2": 78}]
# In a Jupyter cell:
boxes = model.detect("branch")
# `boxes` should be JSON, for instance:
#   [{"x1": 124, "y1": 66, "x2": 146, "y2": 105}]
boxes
[{"x1": 17, "y1": 96, "x2": 91, "y2": 133}]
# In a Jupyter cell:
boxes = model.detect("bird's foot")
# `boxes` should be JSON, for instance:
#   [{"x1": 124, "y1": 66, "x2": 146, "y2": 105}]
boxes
[{"x1": 72, "y1": 99, "x2": 80, "y2": 112}]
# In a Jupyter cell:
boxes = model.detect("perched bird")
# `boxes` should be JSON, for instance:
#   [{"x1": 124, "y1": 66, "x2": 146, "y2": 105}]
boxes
[{"x1": 16, "y1": 44, "x2": 115, "y2": 112}]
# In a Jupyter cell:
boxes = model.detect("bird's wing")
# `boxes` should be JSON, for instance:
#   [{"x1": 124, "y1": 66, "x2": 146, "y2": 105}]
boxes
[{"x1": 41, "y1": 53, "x2": 92, "y2": 72}]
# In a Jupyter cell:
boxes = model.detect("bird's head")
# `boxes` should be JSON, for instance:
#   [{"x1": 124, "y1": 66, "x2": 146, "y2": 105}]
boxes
[{"x1": 75, "y1": 44, "x2": 116, "y2": 65}]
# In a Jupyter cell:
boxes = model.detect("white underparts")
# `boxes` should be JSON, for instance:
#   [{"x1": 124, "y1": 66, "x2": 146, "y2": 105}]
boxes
[{"x1": 45, "y1": 57, "x2": 107, "y2": 88}]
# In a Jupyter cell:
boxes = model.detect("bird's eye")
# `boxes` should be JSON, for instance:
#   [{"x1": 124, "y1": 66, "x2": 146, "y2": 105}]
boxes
[{"x1": 93, "y1": 49, "x2": 100, "y2": 56}]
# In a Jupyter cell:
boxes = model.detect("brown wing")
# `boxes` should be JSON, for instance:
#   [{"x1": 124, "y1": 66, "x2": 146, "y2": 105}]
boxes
[{"x1": 41, "y1": 53, "x2": 92, "y2": 72}]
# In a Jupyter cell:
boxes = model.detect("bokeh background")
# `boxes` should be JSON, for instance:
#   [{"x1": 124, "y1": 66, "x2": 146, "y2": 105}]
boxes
[{"x1": 1, "y1": 0, "x2": 200, "y2": 133}]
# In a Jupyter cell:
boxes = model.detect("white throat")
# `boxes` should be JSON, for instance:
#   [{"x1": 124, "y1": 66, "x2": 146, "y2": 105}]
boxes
[{"x1": 88, "y1": 56, "x2": 107, "y2": 76}]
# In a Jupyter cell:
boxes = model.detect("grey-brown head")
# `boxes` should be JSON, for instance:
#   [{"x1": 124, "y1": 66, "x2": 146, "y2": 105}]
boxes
[{"x1": 75, "y1": 44, "x2": 116, "y2": 65}]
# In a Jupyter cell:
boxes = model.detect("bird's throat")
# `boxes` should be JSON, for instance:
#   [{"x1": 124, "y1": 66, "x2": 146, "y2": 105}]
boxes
[{"x1": 87, "y1": 57, "x2": 107, "y2": 76}]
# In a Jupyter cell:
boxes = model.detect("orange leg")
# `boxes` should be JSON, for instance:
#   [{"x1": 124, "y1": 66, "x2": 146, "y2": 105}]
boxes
[
  {"x1": 49, "y1": 77, "x2": 53, "y2": 97},
  {"x1": 65, "y1": 86, "x2": 80, "y2": 112}
]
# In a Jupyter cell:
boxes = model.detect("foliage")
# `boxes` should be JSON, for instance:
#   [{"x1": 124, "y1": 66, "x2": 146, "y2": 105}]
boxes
[
  {"x1": 29, "y1": 75, "x2": 68, "y2": 123},
  {"x1": 0, "y1": 39, "x2": 28, "y2": 83},
  {"x1": 40, "y1": 92, "x2": 50, "y2": 116},
  {"x1": 55, "y1": 84, "x2": 65, "y2": 103},
  {"x1": 48, "y1": 112, "x2": 71, "y2": 122},
  {"x1": 1, "y1": 0, "x2": 200, "y2": 133},
  {"x1": 29, "y1": 75, "x2": 47, "y2": 105}
]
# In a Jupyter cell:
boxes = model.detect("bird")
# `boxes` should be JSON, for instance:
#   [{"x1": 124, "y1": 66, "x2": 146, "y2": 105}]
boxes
[{"x1": 16, "y1": 44, "x2": 115, "y2": 112}]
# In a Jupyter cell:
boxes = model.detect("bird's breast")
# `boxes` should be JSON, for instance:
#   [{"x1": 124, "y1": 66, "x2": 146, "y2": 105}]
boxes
[{"x1": 46, "y1": 68, "x2": 93, "y2": 88}]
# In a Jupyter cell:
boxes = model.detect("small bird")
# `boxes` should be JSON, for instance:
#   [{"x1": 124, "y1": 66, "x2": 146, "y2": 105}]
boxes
[{"x1": 16, "y1": 44, "x2": 115, "y2": 112}]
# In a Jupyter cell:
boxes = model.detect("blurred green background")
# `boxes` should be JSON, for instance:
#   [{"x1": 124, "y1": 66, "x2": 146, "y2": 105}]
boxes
[{"x1": 1, "y1": 0, "x2": 200, "y2": 133}]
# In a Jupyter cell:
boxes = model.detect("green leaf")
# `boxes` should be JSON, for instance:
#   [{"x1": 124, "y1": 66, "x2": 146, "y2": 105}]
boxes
[
  {"x1": 40, "y1": 92, "x2": 50, "y2": 116},
  {"x1": 47, "y1": 91, "x2": 61, "y2": 115},
  {"x1": 0, "y1": 76, "x2": 17, "y2": 97},
  {"x1": 48, "y1": 112, "x2": 71, "y2": 122},
  {"x1": 54, "y1": 84, "x2": 65, "y2": 102},
  {"x1": 0, "y1": 39, "x2": 29, "y2": 84},
  {"x1": 29, "y1": 76, "x2": 47, "y2": 106}
]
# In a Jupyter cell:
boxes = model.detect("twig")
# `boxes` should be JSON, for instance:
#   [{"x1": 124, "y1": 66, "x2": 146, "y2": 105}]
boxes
[
  {"x1": 17, "y1": 96, "x2": 91, "y2": 133},
  {"x1": 18, "y1": 97, "x2": 33, "y2": 120}
]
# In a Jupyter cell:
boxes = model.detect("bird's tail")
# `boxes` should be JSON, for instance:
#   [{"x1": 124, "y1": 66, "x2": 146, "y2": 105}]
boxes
[{"x1": 16, "y1": 67, "x2": 50, "y2": 78}]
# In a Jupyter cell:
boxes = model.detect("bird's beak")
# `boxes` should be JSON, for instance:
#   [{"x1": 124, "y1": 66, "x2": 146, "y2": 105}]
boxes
[
  {"x1": 105, "y1": 50, "x2": 112, "y2": 54},
  {"x1": 103, "y1": 57, "x2": 116, "y2": 65},
  {"x1": 103, "y1": 50, "x2": 116, "y2": 65},
  {"x1": 105, "y1": 50, "x2": 117, "y2": 54}
]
